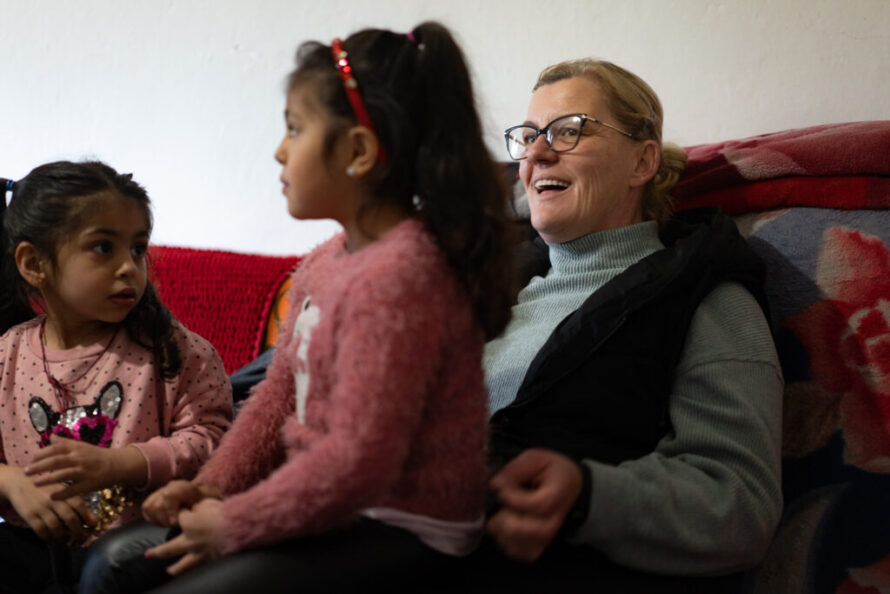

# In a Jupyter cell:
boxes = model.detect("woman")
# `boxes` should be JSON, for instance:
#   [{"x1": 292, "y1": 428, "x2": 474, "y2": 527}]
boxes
[{"x1": 477, "y1": 59, "x2": 783, "y2": 591}]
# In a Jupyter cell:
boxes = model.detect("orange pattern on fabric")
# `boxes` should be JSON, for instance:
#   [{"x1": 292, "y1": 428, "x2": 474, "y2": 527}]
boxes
[{"x1": 263, "y1": 276, "x2": 293, "y2": 350}]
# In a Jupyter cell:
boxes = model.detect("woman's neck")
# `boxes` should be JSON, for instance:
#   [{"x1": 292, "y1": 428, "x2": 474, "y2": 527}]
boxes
[{"x1": 547, "y1": 221, "x2": 662, "y2": 275}]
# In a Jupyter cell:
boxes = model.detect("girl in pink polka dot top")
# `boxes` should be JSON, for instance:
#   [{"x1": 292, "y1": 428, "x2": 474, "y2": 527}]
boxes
[{"x1": 0, "y1": 161, "x2": 233, "y2": 592}]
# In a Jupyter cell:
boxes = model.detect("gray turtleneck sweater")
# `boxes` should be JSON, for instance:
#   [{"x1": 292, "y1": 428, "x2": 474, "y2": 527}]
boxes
[
  {"x1": 485, "y1": 222, "x2": 663, "y2": 413},
  {"x1": 484, "y1": 221, "x2": 783, "y2": 575}
]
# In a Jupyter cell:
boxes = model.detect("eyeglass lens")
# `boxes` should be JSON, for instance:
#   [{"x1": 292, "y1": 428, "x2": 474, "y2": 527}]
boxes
[{"x1": 505, "y1": 114, "x2": 585, "y2": 160}]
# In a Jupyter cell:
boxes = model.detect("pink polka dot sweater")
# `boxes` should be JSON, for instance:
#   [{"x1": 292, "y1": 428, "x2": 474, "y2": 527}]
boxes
[
  {"x1": 0, "y1": 317, "x2": 233, "y2": 531},
  {"x1": 194, "y1": 218, "x2": 489, "y2": 554}
]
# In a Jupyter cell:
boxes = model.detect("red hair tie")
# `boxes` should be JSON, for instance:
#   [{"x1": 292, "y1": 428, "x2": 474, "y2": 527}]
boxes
[{"x1": 331, "y1": 38, "x2": 386, "y2": 162}]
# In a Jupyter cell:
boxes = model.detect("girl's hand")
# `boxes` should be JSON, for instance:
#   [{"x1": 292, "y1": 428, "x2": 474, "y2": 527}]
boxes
[
  {"x1": 142, "y1": 480, "x2": 208, "y2": 527},
  {"x1": 145, "y1": 498, "x2": 225, "y2": 575},
  {"x1": 25, "y1": 436, "x2": 147, "y2": 500},
  {"x1": 0, "y1": 465, "x2": 94, "y2": 542}
]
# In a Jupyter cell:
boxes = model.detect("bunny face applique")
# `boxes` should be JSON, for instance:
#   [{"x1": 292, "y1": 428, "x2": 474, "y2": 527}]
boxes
[
  {"x1": 28, "y1": 381, "x2": 132, "y2": 532},
  {"x1": 29, "y1": 380, "x2": 123, "y2": 448}
]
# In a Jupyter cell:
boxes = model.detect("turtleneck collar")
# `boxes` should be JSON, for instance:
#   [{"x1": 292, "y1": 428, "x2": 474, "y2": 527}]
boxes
[{"x1": 546, "y1": 221, "x2": 663, "y2": 275}]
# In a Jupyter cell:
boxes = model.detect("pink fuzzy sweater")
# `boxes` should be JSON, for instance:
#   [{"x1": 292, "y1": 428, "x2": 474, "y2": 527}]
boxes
[{"x1": 194, "y1": 219, "x2": 489, "y2": 554}]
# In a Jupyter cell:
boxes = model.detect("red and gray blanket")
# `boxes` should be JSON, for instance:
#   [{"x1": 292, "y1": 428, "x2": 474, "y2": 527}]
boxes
[{"x1": 675, "y1": 120, "x2": 890, "y2": 214}]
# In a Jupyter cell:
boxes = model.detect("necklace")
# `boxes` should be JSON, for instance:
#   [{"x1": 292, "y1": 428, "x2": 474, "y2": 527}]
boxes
[{"x1": 40, "y1": 319, "x2": 120, "y2": 412}]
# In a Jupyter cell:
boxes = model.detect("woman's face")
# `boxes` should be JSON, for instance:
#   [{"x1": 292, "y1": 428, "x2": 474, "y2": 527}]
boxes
[{"x1": 520, "y1": 77, "x2": 648, "y2": 243}]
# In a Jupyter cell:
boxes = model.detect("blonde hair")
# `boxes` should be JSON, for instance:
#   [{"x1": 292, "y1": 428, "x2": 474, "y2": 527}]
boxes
[{"x1": 534, "y1": 59, "x2": 687, "y2": 223}]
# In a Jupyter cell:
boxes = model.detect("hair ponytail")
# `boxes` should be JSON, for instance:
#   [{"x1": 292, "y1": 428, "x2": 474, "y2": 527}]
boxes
[
  {"x1": 407, "y1": 23, "x2": 515, "y2": 340},
  {"x1": 0, "y1": 177, "x2": 37, "y2": 335}
]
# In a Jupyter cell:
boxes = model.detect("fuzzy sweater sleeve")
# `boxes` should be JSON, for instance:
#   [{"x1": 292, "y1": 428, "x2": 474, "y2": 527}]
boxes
[
  {"x1": 129, "y1": 326, "x2": 234, "y2": 490},
  {"x1": 191, "y1": 341, "x2": 295, "y2": 496},
  {"x1": 572, "y1": 282, "x2": 784, "y2": 574},
  {"x1": 192, "y1": 281, "x2": 308, "y2": 496},
  {"x1": 216, "y1": 261, "x2": 451, "y2": 554}
]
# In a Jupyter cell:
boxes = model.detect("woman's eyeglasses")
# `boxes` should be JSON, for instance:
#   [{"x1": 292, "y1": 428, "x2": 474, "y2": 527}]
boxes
[{"x1": 504, "y1": 113, "x2": 634, "y2": 160}]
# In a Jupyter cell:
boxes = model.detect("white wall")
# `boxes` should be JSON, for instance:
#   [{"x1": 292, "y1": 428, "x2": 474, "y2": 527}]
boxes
[{"x1": 2, "y1": 0, "x2": 888, "y2": 255}]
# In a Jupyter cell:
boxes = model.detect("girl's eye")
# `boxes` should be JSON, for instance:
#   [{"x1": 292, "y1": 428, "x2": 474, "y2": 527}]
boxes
[
  {"x1": 131, "y1": 244, "x2": 147, "y2": 259},
  {"x1": 92, "y1": 242, "x2": 113, "y2": 255},
  {"x1": 287, "y1": 125, "x2": 300, "y2": 138}
]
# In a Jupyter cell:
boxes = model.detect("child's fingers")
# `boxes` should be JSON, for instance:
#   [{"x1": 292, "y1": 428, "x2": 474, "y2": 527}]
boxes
[
  {"x1": 143, "y1": 481, "x2": 200, "y2": 526},
  {"x1": 143, "y1": 492, "x2": 178, "y2": 527},
  {"x1": 166, "y1": 552, "x2": 204, "y2": 576},
  {"x1": 24, "y1": 457, "x2": 65, "y2": 478},
  {"x1": 145, "y1": 533, "x2": 190, "y2": 560},
  {"x1": 144, "y1": 502, "x2": 175, "y2": 527},
  {"x1": 161, "y1": 493, "x2": 183, "y2": 525},
  {"x1": 25, "y1": 512, "x2": 55, "y2": 541},
  {"x1": 47, "y1": 478, "x2": 87, "y2": 501},
  {"x1": 29, "y1": 441, "x2": 66, "y2": 463},
  {"x1": 27, "y1": 436, "x2": 76, "y2": 465},
  {"x1": 141, "y1": 502, "x2": 165, "y2": 527},
  {"x1": 68, "y1": 496, "x2": 97, "y2": 532},
  {"x1": 30, "y1": 468, "x2": 78, "y2": 489},
  {"x1": 33, "y1": 506, "x2": 70, "y2": 542},
  {"x1": 52, "y1": 501, "x2": 89, "y2": 543}
]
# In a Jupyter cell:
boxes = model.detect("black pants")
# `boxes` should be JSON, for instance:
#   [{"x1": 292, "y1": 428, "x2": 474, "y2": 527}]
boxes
[
  {"x1": 0, "y1": 522, "x2": 85, "y2": 594},
  {"x1": 83, "y1": 519, "x2": 456, "y2": 594},
  {"x1": 78, "y1": 522, "x2": 172, "y2": 594},
  {"x1": 434, "y1": 538, "x2": 745, "y2": 594}
]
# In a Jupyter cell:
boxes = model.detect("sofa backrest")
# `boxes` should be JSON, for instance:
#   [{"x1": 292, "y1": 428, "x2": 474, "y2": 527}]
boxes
[{"x1": 148, "y1": 246, "x2": 300, "y2": 374}]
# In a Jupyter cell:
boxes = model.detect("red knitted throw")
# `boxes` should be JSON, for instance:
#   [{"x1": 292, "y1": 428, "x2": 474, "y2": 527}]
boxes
[{"x1": 148, "y1": 246, "x2": 301, "y2": 374}]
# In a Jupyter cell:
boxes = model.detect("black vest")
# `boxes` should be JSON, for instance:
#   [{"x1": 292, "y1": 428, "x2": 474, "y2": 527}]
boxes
[{"x1": 489, "y1": 208, "x2": 769, "y2": 471}]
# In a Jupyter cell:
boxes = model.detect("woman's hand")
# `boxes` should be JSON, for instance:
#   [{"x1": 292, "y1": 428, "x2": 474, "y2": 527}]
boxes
[
  {"x1": 486, "y1": 448, "x2": 583, "y2": 562},
  {"x1": 145, "y1": 498, "x2": 225, "y2": 575},
  {"x1": 142, "y1": 480, "x2": 212, "y2": 527},
  {"x1": 0, "y1": 464, "x2": 94, "y2": 542},
  {"x1": 25, "y1": 436, "x2": 147, "y2": 500}
]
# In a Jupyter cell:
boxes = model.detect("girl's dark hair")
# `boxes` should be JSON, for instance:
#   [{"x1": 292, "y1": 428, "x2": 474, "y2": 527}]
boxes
[
  {"x1": 288, "y1": 21, "x2": 515, "y2": 340},
  {"x1": 0, "y1": 161, "x2": 182, "y2": 378}
]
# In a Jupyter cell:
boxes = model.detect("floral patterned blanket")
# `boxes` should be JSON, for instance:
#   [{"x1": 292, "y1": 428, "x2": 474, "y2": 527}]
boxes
[{"x1": 676, "y1": 121, "x2": 890, "y2": 594}]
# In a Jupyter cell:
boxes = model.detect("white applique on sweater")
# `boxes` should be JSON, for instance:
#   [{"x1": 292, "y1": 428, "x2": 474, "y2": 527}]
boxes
[{"x1": 292, "y1": 296, "x2": 320, "y2": 424}]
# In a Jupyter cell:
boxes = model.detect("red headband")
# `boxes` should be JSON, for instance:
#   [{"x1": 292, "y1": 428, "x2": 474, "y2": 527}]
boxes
[{"x1": 331, "y1": 38, "x2": 386, "y2": 162}]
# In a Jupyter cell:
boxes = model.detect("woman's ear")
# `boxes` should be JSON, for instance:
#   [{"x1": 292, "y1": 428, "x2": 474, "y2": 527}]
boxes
[
  {"x1": 14, "y1": 242, "x2": 48, "y2": 289},
  {"x1": 629, "y1": 140, "x2": 660, "y2": 188},
  {"x1": 344, "y1": 126, "x2": 380, "y2": 178}
]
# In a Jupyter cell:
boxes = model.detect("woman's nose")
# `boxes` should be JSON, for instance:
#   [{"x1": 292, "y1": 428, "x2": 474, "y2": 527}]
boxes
[{"x1": 525, "y1": 133, "x2": 556, "y2": 163}]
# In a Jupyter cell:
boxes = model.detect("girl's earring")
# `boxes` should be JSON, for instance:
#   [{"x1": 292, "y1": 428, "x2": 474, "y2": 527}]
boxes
[{"x1": 345, "y1": 166, "x2": 356, "y2": 177}]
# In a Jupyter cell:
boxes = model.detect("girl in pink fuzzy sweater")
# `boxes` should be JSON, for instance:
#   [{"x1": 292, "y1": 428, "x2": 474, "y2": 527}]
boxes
[{"x1": 138, "y1": 21, "x2": 515, "y2": 593}]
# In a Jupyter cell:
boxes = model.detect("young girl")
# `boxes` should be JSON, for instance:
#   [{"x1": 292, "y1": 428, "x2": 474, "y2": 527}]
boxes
[
  {"x1": 0, "y1": 161, "x2": 233, "y2": 593},
  {"x1": 136, "y1": 21, "x2": 515, "y2": 593}
]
